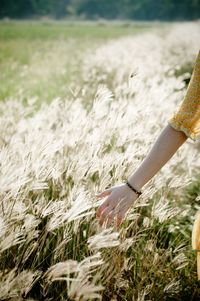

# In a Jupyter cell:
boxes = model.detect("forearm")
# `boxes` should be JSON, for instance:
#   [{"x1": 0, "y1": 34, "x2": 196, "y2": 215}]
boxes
[{"x1": 128, "y1": 123, "x2": 188, "y2": 191}]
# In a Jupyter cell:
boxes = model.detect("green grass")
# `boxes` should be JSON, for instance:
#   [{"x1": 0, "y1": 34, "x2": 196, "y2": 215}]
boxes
[
  {"x1": 0, "y1": 20, "x2": 159, "y2": 103},
  {"x1": 0, "y1": 20, "x2": 155, "y2": 40}
]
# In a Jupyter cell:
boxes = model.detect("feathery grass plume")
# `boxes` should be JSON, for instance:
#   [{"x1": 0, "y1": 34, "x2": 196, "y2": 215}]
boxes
[
  {"x1": 172, "y1": 252, "x2": 189, "y2": 270},
  {"x1": 132, "y1": 284, "x2": 153, "y2": 301},
  {"x1": 46, "y1": 187, "x2": 95, "y2": 232},
  {"x1": 151, "y1": 196, "x2": 181, "y2": 223},
  {"x1": 0, "y1": 216, "x2": 6, "y2": 239},
  {"x1": 163, "y1": 279, "x2": 180, "y2": 295},
  {"x1": 44, "y1": 259, "x2": 79, "y2": 282},
  {"x1": 0, "y1": 230, "x2": 25, "y2": 253},
  {"x1": 44, "y1": 252, "x2": 104, "y2": 300},
  {"x1": 88, "y1": 228, "x2": 120, "y2": 250},
  {"x1": 0, "y1": 268, "x2": 41, "y2": 299}
]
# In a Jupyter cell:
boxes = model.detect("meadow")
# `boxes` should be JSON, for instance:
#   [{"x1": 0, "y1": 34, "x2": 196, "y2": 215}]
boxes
[
  {"x1": 1, "y1": 20, "x2": 200, "y2": 301},
  {"x1": 0, "y1": 20, "x2": 157, "y2": 104}
]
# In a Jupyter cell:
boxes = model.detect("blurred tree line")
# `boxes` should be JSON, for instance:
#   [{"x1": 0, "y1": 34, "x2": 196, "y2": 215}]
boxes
[{"x1": 0, "y1": 0, "x2": 200, "y2": 20}]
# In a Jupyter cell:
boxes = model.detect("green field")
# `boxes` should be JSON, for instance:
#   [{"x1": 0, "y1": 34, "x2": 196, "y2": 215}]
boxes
[{"x1": 0, "y1": 20, "x2": 161, "y2": 104}]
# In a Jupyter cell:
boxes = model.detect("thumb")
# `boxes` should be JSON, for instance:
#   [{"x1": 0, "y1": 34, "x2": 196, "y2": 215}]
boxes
[{"x1": 95, "y1": 188, "x2": 112, "y2": 198}]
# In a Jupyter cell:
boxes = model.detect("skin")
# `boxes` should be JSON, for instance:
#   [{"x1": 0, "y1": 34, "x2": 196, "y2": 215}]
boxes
[{"x1": 95, "y1": 123, "x2": 188, "y2": 230}]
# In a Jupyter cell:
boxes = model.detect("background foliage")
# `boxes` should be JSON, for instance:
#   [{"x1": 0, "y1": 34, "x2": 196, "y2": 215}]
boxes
[{"x1": 1, "y1": 0, "x2": 200, "y2": 20}]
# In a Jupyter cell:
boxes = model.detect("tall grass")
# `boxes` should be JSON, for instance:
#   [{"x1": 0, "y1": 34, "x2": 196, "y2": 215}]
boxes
[{"x1": 0, "y1": 21, "x2": 200, "y2": 300}]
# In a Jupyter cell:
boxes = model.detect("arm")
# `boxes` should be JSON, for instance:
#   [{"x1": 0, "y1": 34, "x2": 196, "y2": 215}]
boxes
[
  {"x1": 96, "y1": 50, "x2": 200, "y2": 229},
  {"x1": 96, "y1": 123, "x2": 188, "y2": 229},
  {"x1": 128, "y1": 49, "x2": 200, "y2": 190},
  {"x1": 127, "y1": 123, "x2": 188, "y2": 191}
]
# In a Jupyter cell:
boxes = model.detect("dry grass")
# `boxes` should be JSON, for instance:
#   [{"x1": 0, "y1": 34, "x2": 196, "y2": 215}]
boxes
[{"x1": 0, "y1": 21, "x2": 200, "y2": 300}]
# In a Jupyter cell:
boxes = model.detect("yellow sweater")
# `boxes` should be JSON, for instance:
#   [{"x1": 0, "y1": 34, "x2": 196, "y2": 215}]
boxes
[{"x1": 168, "y1": 50, "x2": 200, "y2": 142}]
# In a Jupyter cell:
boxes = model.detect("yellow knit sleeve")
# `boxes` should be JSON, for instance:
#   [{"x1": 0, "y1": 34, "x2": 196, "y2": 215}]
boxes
[{"x1": 168, "y1": 50, "x2": 200, "y2": 142}]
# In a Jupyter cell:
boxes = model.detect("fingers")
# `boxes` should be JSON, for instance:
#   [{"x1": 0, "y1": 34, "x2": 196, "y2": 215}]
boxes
[
  {"x1": 95, "y1": 188, "x2": 112, "y2": 219},
  {"x1": 96, "y1": 197, "x2": 110, "y2": 219},
  {"x1": 98, "y1": 206, "x2": 124, "y2": 231},
  {"x1": 98, "y1": 206, "x2": 112, "y2": 226},
  {"x1": 95, "y1": 188, "x2": 112, "y2": 199},
  {"x1": 95, "y1": 186, "x2": 125, "y2": 230},
  {"x1": 105, "y1": 210, "x2": 115, "y2": 228}
]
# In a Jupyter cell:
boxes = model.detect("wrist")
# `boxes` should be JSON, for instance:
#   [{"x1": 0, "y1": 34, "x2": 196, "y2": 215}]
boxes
[
  {"x1": 125, "y1": 180, "x2": 142, "y2": 197},
  {"x1": 127, "y1": 176, "x2": 143, "y2": 192}
]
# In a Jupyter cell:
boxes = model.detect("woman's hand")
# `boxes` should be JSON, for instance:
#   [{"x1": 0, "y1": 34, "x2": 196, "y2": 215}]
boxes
[{"x1": 95, "y1": 183, "x2": 139, "y2": 230}]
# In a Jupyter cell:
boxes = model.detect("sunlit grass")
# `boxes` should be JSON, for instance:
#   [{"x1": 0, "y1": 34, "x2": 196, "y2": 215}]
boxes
[{"x1": 0, "y1": 20, "x2": 200, "y2": 300}]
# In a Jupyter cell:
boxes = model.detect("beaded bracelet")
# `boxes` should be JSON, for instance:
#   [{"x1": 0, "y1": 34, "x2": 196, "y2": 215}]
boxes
[{"x1": 125, "y1": 180, "x2": 142, "y2": 197}]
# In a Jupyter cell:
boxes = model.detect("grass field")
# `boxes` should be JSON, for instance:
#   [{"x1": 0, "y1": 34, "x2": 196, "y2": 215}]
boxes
[
  {"x1": 0, "y1": 20, "x2": 158, "y2": 104},
  {"x1": 1, "y1": 20, "x2": 200, "y2": 301}
]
